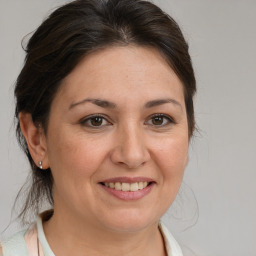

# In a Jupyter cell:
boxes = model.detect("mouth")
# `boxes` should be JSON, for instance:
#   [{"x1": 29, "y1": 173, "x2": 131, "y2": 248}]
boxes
[
  {"x1": 100, "y1": 181, "x2": 153, "y2": 192},
  {"x1": 98, "y1": 177, "x2": 155, "y2": 200}
]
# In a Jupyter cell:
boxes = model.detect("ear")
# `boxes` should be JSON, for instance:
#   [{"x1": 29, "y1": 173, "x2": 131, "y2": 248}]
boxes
[{"x1": 19, "y1": 112, "x2": 49, "y2": 170}]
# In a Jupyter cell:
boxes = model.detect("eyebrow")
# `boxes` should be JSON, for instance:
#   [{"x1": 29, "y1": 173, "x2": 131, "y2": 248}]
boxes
[
  {"x1": 69, "y1": 97, "x2": 182, "y2": 110},
  {"x1": 69, "y1": 98, "x2": 117, "y2": 110},
  {"x1": 145, "y1": 98, "x2": 182, "y2": 110}
]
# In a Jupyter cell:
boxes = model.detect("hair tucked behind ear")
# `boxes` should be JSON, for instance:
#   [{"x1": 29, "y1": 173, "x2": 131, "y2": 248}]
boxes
[{"x1": 14, "y1": 0, "x2": 196, "y2": 223}]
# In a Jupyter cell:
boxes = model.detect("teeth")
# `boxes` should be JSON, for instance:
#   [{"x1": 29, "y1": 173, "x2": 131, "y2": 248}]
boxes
[
  {"x1": 103, "y1": 182, "x2": 149, "y2": 192},
  {"x1": 122, "y1": 183, "x2": 130, "y2": 191},
  {"x1": 138, "y1": 182, "x2": 144, "y2": 190},
  {"x1": 109, "y1": 183, "x2": 115, "y2": 188},
  {"x1": 115, "y1": 182, "x2": 122, "y2": 190},
  {"x1": 130, "y1": 182, "x2": 139, "y2": 192}
]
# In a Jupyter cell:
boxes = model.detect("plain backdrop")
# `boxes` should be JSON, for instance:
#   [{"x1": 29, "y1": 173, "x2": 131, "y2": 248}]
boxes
[{"x1": 0, "y1": 1, "x2": 255, "y2": 255}]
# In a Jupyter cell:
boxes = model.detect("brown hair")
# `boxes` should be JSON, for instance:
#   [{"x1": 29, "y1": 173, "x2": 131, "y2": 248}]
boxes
[{"x1": 14, "y1": 0, "x2": 196, "y2": 222}]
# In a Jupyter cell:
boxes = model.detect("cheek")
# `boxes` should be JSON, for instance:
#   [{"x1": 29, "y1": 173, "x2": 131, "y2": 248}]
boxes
[
  {"x1": 147, "y1": 135, "x2": 188, "y2": 217},
  {"x1": 46, "y1": 129, "x2": 109, "y2": 183},
  {"x1": 154, "y1": 136, "x2": 188, "y2": 183},
  {"x1": 46, "y1": 131, "x2": 110, "y2": 210}
]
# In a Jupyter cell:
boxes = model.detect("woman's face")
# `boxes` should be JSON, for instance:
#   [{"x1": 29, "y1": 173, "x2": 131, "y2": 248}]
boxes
[{"x1": 43, "y1": 46, "x2": 189, "y2": 232}]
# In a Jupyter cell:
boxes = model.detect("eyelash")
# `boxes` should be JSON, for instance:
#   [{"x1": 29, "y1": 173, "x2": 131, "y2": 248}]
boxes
[
  {"x1": 145, "y1": 113, "x2": 175, "y2": 127},
  {"x1": 80, "y1": 114, "x2": 111, "y2": 128},
  {"x1": 80, "y1": 113, "x2": 175, "y2": 128}
]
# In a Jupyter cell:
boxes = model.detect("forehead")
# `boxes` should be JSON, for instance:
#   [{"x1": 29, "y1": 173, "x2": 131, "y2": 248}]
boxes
[{"x1": 56, "y1": 45, "x2": 185, "y2": 106}]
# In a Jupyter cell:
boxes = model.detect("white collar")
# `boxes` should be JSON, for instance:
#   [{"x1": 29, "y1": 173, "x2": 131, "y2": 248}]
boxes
[
  {"x1": 159, "y1": 221, "x2": 183, "y2": 256},
  {"x1": 24, "y1": 216, "x2": 183, "y2": 256}
]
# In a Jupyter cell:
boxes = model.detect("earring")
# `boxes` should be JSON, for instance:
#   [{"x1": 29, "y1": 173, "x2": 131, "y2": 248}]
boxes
[{"x1": 38, "y1": 161, "x2": 43, "y2": 169}]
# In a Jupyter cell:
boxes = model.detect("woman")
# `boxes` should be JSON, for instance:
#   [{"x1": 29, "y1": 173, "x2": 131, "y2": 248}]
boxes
[{"x1": 0, "y1": 0, "x2": 196, "y2": 255}]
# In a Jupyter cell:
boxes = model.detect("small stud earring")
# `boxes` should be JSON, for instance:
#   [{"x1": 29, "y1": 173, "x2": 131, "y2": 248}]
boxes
[{"x1": 38, "y1": 161, "x2": 43, "y2": 169}]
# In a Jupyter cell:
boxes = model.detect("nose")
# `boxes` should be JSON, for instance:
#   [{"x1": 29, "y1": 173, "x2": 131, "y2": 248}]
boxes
[{"x1": 110, "y1": 125, "x2": 150, "y2": 169}]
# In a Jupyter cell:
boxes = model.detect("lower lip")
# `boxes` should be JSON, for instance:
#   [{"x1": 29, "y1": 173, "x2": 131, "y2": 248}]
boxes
[{"x1": 100, "y1": 183, "x2": 154, "y2": 201}]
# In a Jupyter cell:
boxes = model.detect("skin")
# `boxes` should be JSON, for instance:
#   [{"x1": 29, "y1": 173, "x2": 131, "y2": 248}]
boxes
[{"x1": 20, "y1": 46, "x2": 189, "y2": 256}]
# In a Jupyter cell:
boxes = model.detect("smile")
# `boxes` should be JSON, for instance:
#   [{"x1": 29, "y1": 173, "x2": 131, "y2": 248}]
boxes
[
  {"x1": 99, "y1": 178, "x2": 155, "y2": 201},
  {"x1": 103, "y1": 182, "x2": 149, "y2": 192}
]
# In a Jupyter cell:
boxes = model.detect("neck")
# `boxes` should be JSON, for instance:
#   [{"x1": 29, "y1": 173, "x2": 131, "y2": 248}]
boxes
[{"x1": 43, "y1": 208, "x2": 166, "y2": 256}]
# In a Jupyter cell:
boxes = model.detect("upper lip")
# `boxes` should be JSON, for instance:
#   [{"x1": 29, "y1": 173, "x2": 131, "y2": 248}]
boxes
[{"x1": 99, "y1": 176, "x2": 155, "y2": 183}]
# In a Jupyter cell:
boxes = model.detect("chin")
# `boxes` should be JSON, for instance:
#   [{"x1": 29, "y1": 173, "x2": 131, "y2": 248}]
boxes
[{"x1": 98, "y1": 209, "x2": 160, "y2": 233}]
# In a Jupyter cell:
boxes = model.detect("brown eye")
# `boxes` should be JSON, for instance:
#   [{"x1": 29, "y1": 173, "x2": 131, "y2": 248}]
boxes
[
  {"x1": 146, "y1": 114, "x2": 174, "y2": 127},
  {"x1": 90, "y1": 116, "x2": 103, "y2": 126},
  {"x1": 81, "y1": 115, "x2": 110, "y2": 128},
  {"x1": 152, "y1": 116, "x2": 164, "y2": 125}
]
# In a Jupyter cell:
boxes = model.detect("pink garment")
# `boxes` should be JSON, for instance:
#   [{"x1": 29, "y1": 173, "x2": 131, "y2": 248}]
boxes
[{"x1": 24, "y1": 226, "x2": 44, "y2": 256}]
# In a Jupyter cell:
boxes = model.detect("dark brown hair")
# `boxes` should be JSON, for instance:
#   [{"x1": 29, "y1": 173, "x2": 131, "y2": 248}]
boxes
[{"x1": 14, "y1": 0, "x2": 196, "y2": 222}]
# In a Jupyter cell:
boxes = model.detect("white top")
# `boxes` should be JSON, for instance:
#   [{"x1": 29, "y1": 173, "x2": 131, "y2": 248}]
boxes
[{"x1": 1, "y1": 217, "x2": 183, "y2": 256}]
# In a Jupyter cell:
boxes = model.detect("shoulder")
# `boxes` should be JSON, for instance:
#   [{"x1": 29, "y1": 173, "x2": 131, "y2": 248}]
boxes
[{"x1": 1, "y1": 230, "x2": 29, "y2": 256}]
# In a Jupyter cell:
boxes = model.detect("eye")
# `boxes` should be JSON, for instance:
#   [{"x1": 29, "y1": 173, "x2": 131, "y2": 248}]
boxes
[
  {"x1": 80, "y1": 114, "x2": 110, "y2": 128},
  {"x1": 146, "y1": 114, "x2": 174, "y2": 127}
]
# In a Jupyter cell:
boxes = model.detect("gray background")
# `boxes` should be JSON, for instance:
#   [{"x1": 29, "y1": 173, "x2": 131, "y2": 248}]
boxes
[{"x1": 0, "y1": 1, "x2": 255, "y2": 255}]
